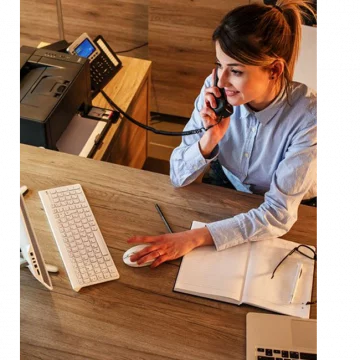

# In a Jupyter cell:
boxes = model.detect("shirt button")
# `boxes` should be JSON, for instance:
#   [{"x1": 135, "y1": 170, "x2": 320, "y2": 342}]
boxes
[
  {"x1": 252, "y1": 127, "x2": 256, "y2": 132},
  {"x1": 244, "y1": 153, "x2": 249, "y2": 158}
]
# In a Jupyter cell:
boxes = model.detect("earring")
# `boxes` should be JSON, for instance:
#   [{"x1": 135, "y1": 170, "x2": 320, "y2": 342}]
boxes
[{"x1": 271, "y1": 76, "x2": 275, "y2": 80}]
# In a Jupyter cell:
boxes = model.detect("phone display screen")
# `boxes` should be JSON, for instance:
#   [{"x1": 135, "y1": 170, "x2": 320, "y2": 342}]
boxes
[{"x1": 74, "y1": 38, "x2": 96, "y2": 58}]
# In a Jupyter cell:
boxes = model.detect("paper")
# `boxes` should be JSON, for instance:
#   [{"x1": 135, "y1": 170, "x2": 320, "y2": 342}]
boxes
[
  {"x1": 174, "y1": 221, "x2": 316, "y2": 318},
  {"x1": 174, "y1": 221, "x2": 250, "y2": 303},
  {"x1": 56, "y1": 114, "x2": 106, "y2": 157}
]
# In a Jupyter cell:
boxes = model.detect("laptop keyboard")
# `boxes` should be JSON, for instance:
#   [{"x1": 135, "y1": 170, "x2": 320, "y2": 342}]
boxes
[{"x1": 256, "y1": 347, "x2": 316, "y2": 360}]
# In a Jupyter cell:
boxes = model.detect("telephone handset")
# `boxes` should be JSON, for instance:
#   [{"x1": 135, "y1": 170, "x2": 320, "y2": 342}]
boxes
[
  {"x1": 67, "y1": 33, "x2": 122, "y2": 94},
  {"x1": 211, "y1": 69, "x2": 234, "y2": 118}
]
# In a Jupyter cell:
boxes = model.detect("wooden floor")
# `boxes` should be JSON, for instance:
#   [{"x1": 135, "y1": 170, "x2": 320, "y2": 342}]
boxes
[{"x1": 144, "y1": 113, "x2": 187, "y2": 175}]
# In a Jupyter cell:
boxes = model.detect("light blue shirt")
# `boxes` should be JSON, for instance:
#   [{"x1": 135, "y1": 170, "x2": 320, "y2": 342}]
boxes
[{"x1": 170, "y1": 75, "x2": 317, "y2": 251}]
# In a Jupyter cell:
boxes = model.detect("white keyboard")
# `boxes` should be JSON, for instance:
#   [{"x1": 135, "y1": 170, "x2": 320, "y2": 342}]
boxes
[{"x1": 39, "y1": 184, "x2": 119, "y2": 291}]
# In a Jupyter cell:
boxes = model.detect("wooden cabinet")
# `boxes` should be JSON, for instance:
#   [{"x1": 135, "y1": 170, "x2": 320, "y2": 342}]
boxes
[
  {"x1": 104, "y1": 79, "x2": 149, "y2": 167},
  {"x1": 92, "y1": 56, "x2": 151, "y2": 169},
  {"x1": 34, "y1": 42, "x2": 151, "y2": 169}
]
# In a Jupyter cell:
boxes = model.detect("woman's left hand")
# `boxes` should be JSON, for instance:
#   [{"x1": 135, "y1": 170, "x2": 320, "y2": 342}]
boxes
[{"x1": 127, "y1": 227, "x2": 214, "y2": 268}]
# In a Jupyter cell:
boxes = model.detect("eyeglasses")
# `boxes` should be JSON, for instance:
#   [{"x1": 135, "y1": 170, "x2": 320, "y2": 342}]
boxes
[{"x1": 271, "y1": 244, "x2": 317, "y2": 305}]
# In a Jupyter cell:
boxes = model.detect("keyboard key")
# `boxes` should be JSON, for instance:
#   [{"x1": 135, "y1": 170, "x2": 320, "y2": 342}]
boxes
[
  {"x1": 255, "y1": 346, "x2": 318, "y2": 360},
  {"x1": 300, "y1": 353, "x2": 318, "y2": 360}
]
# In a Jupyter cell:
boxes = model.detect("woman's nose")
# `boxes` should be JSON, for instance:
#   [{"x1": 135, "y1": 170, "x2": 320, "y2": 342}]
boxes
[{"x1": 217, "y1": 70, "x2": 227, "y2": 89}]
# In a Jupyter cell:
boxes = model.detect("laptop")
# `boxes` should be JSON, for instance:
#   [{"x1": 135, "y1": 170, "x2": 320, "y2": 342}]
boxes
[{"x1": 246, "y1": 312, "x2": 316, "y2": 360}]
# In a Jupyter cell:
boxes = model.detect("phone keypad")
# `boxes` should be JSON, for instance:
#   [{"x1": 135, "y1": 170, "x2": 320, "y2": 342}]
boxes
[
  {"x1": 90, "y1": 54, "x2": 116, "y2": 89},
  {"x1": 96, "y1": 38, "x2": 119, "y2": 66}
]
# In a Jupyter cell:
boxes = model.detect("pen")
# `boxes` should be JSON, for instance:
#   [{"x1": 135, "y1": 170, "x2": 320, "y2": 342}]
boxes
[
  {"x1": 155, "y1": 204, "x2": 173, "y2": 233},
  {"x1": 289, "y1": 263, "x2": 303, "y2": 304}
]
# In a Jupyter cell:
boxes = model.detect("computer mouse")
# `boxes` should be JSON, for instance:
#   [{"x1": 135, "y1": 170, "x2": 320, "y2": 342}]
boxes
[{"x1": 123, "y1": 244, "x2": 155, "y2": 267}]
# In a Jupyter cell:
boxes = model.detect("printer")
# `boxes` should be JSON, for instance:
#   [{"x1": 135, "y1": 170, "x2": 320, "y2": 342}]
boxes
[{"x1": 20, "y1": 46, "x2": 92, "y2": 149}]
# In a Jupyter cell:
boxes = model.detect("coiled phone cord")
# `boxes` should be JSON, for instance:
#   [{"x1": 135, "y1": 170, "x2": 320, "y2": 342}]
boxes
[{"x1": 100, "y1": 90, "x2": 222, "y2": 136}]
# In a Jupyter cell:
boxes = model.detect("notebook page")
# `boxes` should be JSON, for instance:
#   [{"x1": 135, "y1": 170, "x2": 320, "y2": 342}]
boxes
[
  {"x1": 242, "y1": 238, "x2": 315, "y2": 318},
  {"x1": 174, "y1": 221, "x2": 250, "y2": 303}
]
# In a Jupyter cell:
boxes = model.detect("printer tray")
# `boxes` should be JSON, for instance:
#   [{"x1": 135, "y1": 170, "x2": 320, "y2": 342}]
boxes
[{"x1": 56, "y1": 109, "x2": 113, "y2": 158}]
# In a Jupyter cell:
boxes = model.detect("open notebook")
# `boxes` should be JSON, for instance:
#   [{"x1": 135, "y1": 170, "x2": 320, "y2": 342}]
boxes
[{"x1": 174, "y1": 221, "x2": 316, "y2": 318}]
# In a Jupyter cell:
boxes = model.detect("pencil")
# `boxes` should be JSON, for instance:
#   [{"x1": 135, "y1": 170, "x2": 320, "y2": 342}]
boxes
[{"x1": 155, "y1": 204, "x2": 173, "y2": 233}]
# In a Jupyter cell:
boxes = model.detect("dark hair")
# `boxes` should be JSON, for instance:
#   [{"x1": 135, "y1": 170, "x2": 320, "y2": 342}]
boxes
[{"x1": 212, "y1": 0, "x2": 316, "y2": 100}]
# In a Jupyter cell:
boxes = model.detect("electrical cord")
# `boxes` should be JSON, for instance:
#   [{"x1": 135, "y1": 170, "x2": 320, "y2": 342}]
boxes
[
  {"x1": 115, "y1": 42, "x2": 148, "y2": 54},
  {"x1": 100, "y1": 90, "x2": 222, "y2": 136}
]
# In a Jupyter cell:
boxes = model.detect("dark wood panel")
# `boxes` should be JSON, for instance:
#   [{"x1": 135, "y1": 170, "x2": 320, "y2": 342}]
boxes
[
  {"x1": 61, "y1": 0, "x2": 149, "y2": 59},
  {"x1": 20, "y1": 0, "x2": 60, "y2": 47},
  {"x1": 149, "y1": 0, "x2": 249, "y2": 117},
  {"x1": 107, "y1": 80, "x2": 149, "y2": 168},
  {"x1": 91, "y1": 55, "x2": 151, "y2": 166}
]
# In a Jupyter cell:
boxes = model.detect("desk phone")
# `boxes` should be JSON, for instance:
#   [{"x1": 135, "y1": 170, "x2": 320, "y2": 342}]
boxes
[{"x1": 67, "y1": 33, "x2": 122, "y2": 93}]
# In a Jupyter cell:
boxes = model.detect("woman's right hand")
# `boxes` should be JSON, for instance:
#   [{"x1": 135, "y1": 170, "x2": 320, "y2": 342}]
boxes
[
  {"x1": 199, "y1": 68, "x2": 231, "y2": 158},
  {"x1": 127, "y1": 227, "x2": 214, "y2": 268}
]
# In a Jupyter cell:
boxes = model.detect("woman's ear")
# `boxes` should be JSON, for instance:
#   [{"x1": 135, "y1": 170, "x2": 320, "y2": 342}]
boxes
[{"x1": 269, "y1": 60, "x2": 284, "y2": 80}]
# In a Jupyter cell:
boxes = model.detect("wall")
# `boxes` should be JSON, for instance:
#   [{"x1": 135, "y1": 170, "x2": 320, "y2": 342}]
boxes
[
  {"x1": 20, "y1": 1, "x2": 252, "y2": 118},
  {"x1": 20, "y1": 0, "x2": 149, "y2": 59},
  {"x1": 20, "y1": 0, "x2": 60, "y2": 46},
  {"x1": 149, "y1": 0, "x2": 248, "y2": 118},
  {"x1": 23, "y1": 1, "x2": 317, "y2": 119},
  {"x1": 61, "y1": 0, "x2": 148, "y2": 59},
  {"x1": 293, "y1": 25, "x2": 317, "y2": 91}
]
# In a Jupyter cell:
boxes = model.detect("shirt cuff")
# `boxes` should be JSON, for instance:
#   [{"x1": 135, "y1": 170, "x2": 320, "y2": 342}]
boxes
[
  {"x1": 200, "y1": 142, "x2": 219, "y2": 162},
  {"x1": 183, "y1": 141, "x2": 219, "y2": 172},
  {"x1": 206, "y1": 217, "x2": 247, "y2": 251}
]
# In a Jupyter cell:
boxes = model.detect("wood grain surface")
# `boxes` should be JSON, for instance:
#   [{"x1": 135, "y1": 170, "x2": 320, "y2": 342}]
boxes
[
  {"x1": 149, "y1": 0, "x2": 249, "y2": 117},
  {"x1": 20, "y1": 0, "x2": 60, "y2": 46},
  {"x1": 20, "y1": 144, "x2": 316, "y2": 359},
  {"x1": 92, "y1": 55, "x2": 151, "y2": 168},
  {"x1": 61, "y1": 0, "x2": 149, "y2": 59}
]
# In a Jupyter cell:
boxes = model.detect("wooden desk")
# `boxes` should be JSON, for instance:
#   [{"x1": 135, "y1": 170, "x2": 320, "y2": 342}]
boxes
[
  {"x1": 20, "y1": 144, "x2": 317, "y2": 360},
  {"x1": 92, "y1": 56, "x2": 151, "y2": 168}
]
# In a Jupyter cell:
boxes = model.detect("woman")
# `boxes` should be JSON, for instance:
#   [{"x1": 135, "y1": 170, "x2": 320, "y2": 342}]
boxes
[{"x1": 128, "y1": 0, "x2": 317, "y2": 267}]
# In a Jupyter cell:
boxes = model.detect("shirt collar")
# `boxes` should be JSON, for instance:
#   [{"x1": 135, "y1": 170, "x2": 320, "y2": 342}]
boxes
[{"x1": 240, "y1": 88, "x2": 287, "y2": 125}]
